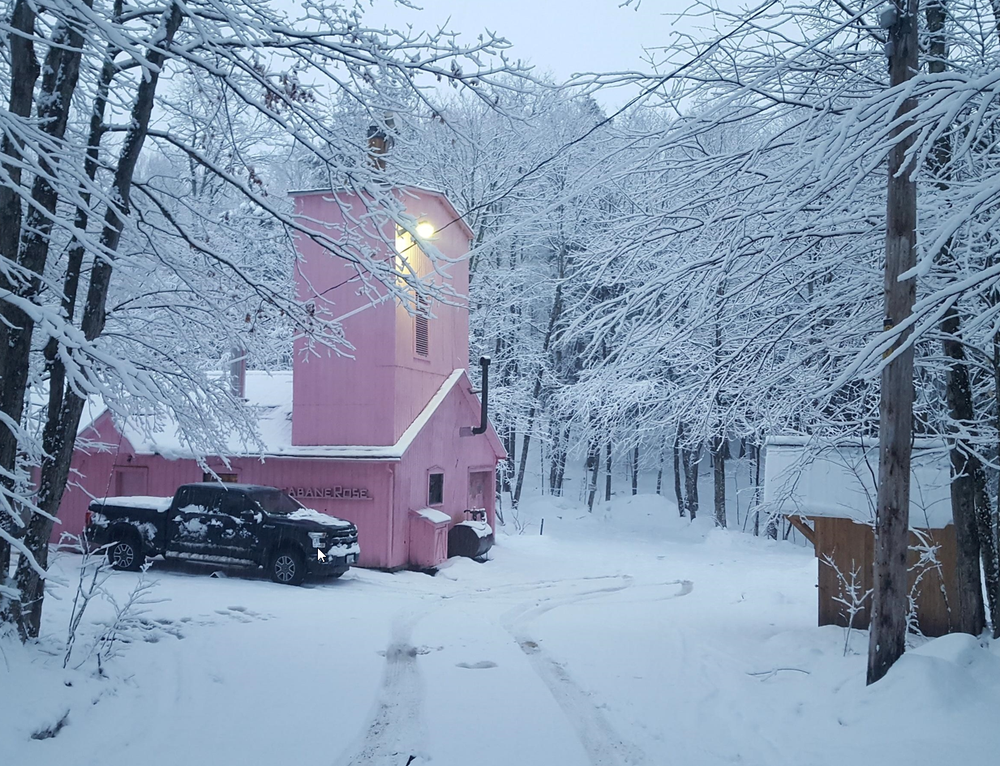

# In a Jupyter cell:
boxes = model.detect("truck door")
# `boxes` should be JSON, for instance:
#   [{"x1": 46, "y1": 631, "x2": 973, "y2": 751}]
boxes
[
  {"x1": 218, "y1": 491, "x2": 262, "y2": 561},
  {"x1": 167, "y1": 486, "x2": 221, "y2": 555}
]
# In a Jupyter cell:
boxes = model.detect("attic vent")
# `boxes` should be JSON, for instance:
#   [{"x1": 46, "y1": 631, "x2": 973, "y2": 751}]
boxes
[{"x1": 415, "y1": 298, "x2": 429, "y2": 357}]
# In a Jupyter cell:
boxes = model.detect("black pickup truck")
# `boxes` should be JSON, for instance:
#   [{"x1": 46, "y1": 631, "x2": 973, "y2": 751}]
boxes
[{"x1": 86, "y1": 483, "x2": 360, "y2": 585}]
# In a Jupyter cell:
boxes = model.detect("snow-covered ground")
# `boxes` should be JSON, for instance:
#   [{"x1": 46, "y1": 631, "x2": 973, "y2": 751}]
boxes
[{"x1": 4, "y1": 493, "x2": 999, "y2": 766}]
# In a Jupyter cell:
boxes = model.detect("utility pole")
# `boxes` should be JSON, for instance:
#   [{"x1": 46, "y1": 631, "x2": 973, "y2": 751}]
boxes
[{"x1": 868, "y1": 0, "x2": 920, "y2": 686}]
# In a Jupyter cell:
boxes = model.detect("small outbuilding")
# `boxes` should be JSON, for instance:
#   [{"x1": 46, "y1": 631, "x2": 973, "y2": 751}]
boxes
[
  {"x1": 763, "y1": 437, "x2": 960, "y2": 637},
  {"x1": 56, "y1": 184, "x2": 506, "y2": 571}
]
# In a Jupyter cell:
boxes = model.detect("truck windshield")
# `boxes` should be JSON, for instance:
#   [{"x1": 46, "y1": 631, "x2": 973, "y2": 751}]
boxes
[{"x1": 249, "y1": 490, "x2": 302, "y2": 515}]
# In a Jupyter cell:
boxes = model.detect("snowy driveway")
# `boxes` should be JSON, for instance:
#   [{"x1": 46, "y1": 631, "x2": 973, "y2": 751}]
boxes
[{"x1": 7, "y1": 497, "x2": 1000, "y2": 766}]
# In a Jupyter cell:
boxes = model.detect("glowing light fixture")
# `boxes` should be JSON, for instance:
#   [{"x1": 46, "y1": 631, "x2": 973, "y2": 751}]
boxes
[{"x1": 415, "y1": 221, "x2": 435, "y2": 239}]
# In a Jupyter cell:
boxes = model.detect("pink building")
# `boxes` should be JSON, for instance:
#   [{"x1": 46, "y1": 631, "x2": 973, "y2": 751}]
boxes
[{"x1": 58, "y1": 186, "x2": 505, "y2": 570}]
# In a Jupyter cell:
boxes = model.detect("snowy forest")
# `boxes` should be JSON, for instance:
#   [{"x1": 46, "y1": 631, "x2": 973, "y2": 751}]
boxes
[{"x1": 3, "y1": 0, "x2": 1000, "y2": 763}]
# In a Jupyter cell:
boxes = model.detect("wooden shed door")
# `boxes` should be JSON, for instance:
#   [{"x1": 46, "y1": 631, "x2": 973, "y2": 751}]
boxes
[
  {"x1": 114, "y1": 466, "x2": 148, "y2": 497},
  {"x1": 468, "y1": 471, "x2": 489, "y2": 511}
]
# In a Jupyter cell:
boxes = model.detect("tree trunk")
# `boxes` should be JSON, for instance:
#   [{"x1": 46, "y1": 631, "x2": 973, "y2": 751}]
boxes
[
  {"x1": 765, "y1": 445, "x2": 778, "y2": 539},
  {"x1": 925, "y1": 0, "x2": 992, "y2": 636},
  {"x1": 868, "y1": 0, "x2": 919, "y2": 686},
  {"x1": 713, "y1": 436, "x2": 727, "y2": 528},
  {"x1": 752, "y1": 444, "x2": 761, "y2": 537},
  {"x1": 503, "y1": 427, "x2": 514, "y2": 494},
  {"x1": 0, "y1": 7, "x2": 39, "y2": 579},
  {"x1": 512, "y1": 279, "x2": 564, "y2": 508},
  {"x1": 683, "y1": 442, "x2": 700, "y2": 520},
  {"x1": 973, "y1": 465, "x2": 998, "y2": 635},
  {"x1": 586, "y1": 440, "x2": 600, "y2": 512},
  {"x1": 604, "y1": 442, "x2": 612, "y2": 503},
  {"x1": 656, "y1": 443, "x2": 664, "y2": 495},
  {"x1": 991, "y1": 328, "x2": 1000, "y2": 637},
  {"x1": 673, "y1": 427, "x2": 685, "y2": 516},
  {"x1": 941, "y1": 315, "x2": 987, "y2": 635},
  {"x1": 11, "y1": 3, "x2": 185, "y2": 638},
  {"x1": 631, "y1": 445, "x2": 639, "y2": 496},
  {"x1": 549, "y1": 422, "x2": 569, "y2": 496},
  {"x1": 495, "y1": 335, "x2": 513, "y2": 495},
  {"x1": 0, "y1": 6, "x2": 88, "y2": 630}
]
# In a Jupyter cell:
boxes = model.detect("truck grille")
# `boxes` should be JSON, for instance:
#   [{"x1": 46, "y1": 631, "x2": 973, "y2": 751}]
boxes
[{"x1": 328, "y1": 527, "x2": 358, "y2": 547}]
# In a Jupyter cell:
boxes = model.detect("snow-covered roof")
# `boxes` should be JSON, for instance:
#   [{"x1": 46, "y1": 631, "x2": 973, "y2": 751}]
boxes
[
  {"x1": 412, "y1": 508, "x2": 451, "y2": 525},
  {"x1": 26, "y1": 389, "x2": 109, "y2": 440},
  {"x1": 762, "y1": 438, "x2": 953, "y2": 529},
  {"x1": 288, "y1": 182, "x2": 449, "y2": 199},
  {"x1": 99, "y1": 369, "x2": 466, "y2": 462}
]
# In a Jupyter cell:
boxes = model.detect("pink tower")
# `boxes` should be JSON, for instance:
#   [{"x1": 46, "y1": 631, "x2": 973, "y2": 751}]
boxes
[{"x1": 290, "y1": 187, "x2": 474, "y2": 447}]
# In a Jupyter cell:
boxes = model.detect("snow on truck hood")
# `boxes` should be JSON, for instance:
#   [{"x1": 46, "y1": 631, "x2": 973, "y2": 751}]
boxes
[{"x1": 286, "y1": 507, "x2": 352, "y2": 528}]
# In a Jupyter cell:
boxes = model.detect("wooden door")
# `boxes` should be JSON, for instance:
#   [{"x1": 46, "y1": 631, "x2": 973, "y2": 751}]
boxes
[{"x1": 468, "y1": 470, "x2": 490, "y2": 513}]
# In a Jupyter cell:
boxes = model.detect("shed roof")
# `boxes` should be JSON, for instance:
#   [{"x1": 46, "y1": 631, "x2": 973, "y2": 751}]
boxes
[{"x1": 762, "y1": 438, "x2": 953, "y2": 529}]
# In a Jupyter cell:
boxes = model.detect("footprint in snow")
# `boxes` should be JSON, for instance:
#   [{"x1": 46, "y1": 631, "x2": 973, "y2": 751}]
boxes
[
  {"x1": 377, "y1": 645, "x2": 439, "y2": 657},
  {"x1": 456, "y1": 660, "x2": 498, "y2": 670}
]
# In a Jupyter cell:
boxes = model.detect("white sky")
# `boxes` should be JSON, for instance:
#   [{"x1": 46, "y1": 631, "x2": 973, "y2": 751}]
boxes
[{"x1": 364, "y1": 0, "x2": 699, "y2": 105}]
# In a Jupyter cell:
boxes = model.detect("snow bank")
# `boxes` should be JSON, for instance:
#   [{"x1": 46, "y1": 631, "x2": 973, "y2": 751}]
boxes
[
  {"x1": 5, "y1": 490, "x2": 999, "y2": 766},
  {"x1": 435, "y1": 555, "x2": 490, "y2": 581},
  {"x1": 507, "y1": 492, "x2": 709, "y2": 543}
]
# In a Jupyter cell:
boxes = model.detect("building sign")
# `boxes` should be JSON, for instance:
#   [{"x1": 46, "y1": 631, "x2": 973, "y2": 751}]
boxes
[{"x1": 285, "y1": 486, "x2": 371, "y2": 500}]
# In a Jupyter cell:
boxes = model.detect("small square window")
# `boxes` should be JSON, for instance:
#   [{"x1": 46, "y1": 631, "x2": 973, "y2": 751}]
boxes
[
  {"x1": 203, "y1": 472, "x2": 238, "y2": 483},
  {"x1": 428, "y1": 473, "x2": 444, "y2": 506}
]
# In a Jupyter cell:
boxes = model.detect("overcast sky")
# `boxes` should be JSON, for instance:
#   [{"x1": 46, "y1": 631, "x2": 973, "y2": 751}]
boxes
[{"x1": 365, "y1": 0, "x2": 695, "y2": 103}]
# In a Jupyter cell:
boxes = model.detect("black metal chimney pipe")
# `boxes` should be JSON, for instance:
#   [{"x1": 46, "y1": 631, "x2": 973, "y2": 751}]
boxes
[{"x1": 472, "y1": 356, "x2": 490, "y2": 435}]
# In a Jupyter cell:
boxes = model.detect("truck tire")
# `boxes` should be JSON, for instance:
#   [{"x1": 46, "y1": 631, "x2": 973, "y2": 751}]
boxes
[
  {"x1": 108, "y1": 532, "x2": 144, "y2": 572},
  {"x1": 268, "y1": 547, "x2": 305, "y2": 586}
]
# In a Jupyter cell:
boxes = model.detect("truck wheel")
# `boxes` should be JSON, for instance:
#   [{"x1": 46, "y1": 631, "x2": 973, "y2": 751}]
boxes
[
  {"x1": 268, "y1": 548, "x2": 305, "y2": 586},
  {"x1": 108, "y1": 534, "x2": 144, "y2": 572}
]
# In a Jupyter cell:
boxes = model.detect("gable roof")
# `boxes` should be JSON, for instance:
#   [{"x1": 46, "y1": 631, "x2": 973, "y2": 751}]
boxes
[
  {"x1": 762, "y1": 437, "x2": 953, "y2": 529},
  {"x1": 83, "y1": 368, "x2": 504, "y2": 463}
]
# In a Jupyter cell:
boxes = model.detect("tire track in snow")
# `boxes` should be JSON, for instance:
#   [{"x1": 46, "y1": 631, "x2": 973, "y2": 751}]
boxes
[
  {"x1": 503, "y1": 577, "x2": 693, "y2": 766},
  {"x1": 333, "y1": 614, "x2": 430, "y2": 766}
]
